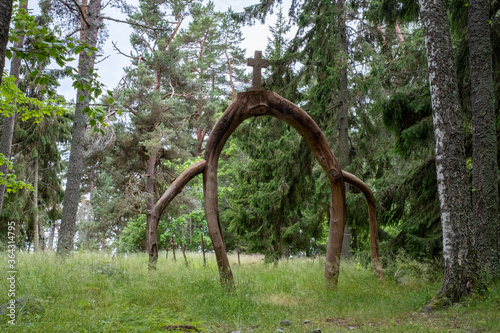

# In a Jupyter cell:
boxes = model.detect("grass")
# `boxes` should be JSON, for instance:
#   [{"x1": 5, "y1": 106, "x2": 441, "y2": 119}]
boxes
[{"x1": 0, "y1": 251, "x2": 499, "y2": 332}]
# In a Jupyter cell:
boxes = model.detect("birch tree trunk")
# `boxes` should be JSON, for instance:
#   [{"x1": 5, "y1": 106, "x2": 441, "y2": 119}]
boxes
[
  {"x1": 419, "y1": 0, "x2": 483, "y2": 307},
  {"x1": 58, "y1": 0, "x2": 101, "y2": 254},
  {"x1": 468, "y1": 0, "x2": 500, "y2": 280}
]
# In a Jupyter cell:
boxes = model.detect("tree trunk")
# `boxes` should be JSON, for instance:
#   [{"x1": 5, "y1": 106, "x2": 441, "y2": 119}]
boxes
[
  {"x1": 0, "y1": 0, "x2": 27, "y2": 218},
  {"x1": 33, "y1": 151, "x2": 40, "y2": 252},
  {"x1": 48, "y1": 220, "x2": 55, "y2": 250},
  {"x1": 201, "y1": 234, "x2": 206, "y2": 267},
  {"x1": 335, "y1": 0, "x2": 353, "y2": 260},
  {"x1": 0, "y1": 0, "x2": 13, "y2": 86},
  {"x1": 419, "y1": 0, "x2": 483, "y2": 308},
  {"x1": 179, "y1": 239, "x2": 188, "y2": 267},
  {"x1": 336, "y1": 0, "x2": 349, "y2": 169},
  {"x1": 101, "y1": 231, "x2": 106, "y2": 251},
  {"x1": 468, "y1": 0, "x2": 500, "y2": 280},
  {"x1": 146, "y1": 150, "x2": 158, "y2": 269},
  {"x1": 395, "y1": 22, "x2": 405, "y2": 45},
  {"x1": 58, "y1": 0, "x2": 101, "y2": 254},
  {"x1": 171, "y1": 239, "x2": 177, "y2": 262}
]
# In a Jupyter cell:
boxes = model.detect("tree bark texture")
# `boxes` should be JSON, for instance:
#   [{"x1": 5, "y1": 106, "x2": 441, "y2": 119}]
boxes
[
  {"x1": 147, "y1": 160, "x2": 206, "y2": 266},
  {"x1": 33, "y1": 153, "x2": 40, "y2": 252},
  {"x1": 48, "y1": 219, "x2": 56, "y2": 250},
  {"x1": 419, "y1": 0, "x2": 482, "y2": 306},
  {"x1": 146, "y1": 150, "x2": 158, "y2": 269},
  {"x1": 58, "y1": 0, "x2": 101, "y2": 254},
  {"x1": 336, "y1": 0, "x2": 350, "y2": 169},
  {"x1": 0, "y1": 0, "x2": 27, "y2": 219},
  {"x1": 203, "y1": 90, "x2": 346, "y2": 289},
  {"x1": 468, "y1": 0, "x2": 500, "y2": 279},
  {"x1": 0, "y1": 0, "x2": 13, "y2": 86}
]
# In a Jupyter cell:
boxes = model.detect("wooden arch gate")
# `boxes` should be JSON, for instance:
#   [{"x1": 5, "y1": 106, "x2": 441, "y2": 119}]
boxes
[{"x1": 149, "y1": 90, "x2": 384, "y2": 289}]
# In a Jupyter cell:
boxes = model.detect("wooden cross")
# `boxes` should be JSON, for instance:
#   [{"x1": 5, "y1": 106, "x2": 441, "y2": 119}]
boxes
[{"x1": 247, "y1": 50, "x2": 269, "y2": 90}]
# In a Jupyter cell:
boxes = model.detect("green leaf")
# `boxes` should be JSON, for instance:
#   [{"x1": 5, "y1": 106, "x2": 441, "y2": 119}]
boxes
[
  {"x1": 107, "y1": 97, "x2": 114, "y2": 104},
  {"x1": 79, "y1": 95, "x2": 85, "y2": 102}
]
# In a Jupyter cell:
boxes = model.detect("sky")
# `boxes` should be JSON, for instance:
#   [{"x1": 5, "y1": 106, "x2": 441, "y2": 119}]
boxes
[{"x1": 52, "y1": 0, "x2": 289, "y2": 100}]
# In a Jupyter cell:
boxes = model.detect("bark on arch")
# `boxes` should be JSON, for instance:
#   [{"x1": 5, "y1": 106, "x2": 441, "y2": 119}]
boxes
[
  {"x1": 204, "y1": 90, "x2": 347, "y2": 289},
  {"x1": 150, "y1": 90, "x2": 385, "y2": 287}
]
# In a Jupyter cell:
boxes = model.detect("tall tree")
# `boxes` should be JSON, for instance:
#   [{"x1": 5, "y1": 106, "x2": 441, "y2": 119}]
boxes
[
  {"x1": 0, "y1": 0, "x2": 27, "y2": 218},
  {"x1": 468, "y1": 0, "x2": 500, "y2": 279},
  {"x1": 0, "y1": 0, "x2": 13, "y2": 85},
  {"x1": 419, "y1": 0, "x2": 483, "y2": 307},
  {"x1": 113, "y1": 0, "x2": 200, "y2": 267},
  {"x1": 336, "y1": 0, "x2": 350, "y2": 168},
  {"x1": 58, "y1": 0, "x2": 102, "y2": 253}
]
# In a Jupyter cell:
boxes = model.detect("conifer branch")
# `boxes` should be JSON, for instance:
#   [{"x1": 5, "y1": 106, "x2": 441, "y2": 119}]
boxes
[
  {"x1": 56, "y1": 0, "x2": 80, "y2": 21},
  {"x1": 102, "y1": 16, "x2": 176, "y2": 31},
  {"x1": 124, "y1": 105, "x2": 139, "y2": 118},
  {"x1": 112, "y1": 41, "x2": 140, "y2": 60},
  {"x1": 70, "y1": 0, "x2": 90, "y2": 27}
]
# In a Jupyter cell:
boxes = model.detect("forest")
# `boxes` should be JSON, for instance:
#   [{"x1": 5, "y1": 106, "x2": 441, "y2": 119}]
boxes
[{"x1": 0, "y1": 0, "x2": 499, "y2": 330}]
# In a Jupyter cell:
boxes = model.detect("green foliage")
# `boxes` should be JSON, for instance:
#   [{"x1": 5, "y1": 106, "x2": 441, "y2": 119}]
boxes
[
  {"x1": 0, "y1": 109, "x2": 71, "y2": 247},
  {"x1": 117, "y1": 215, "x2": 147, "y2": 253},
  {"x1": 377, "y1": 159, "x2": 442, "y2": 259},
  {"x1": 378, "y1": 88, "x2": 433, "y2": 158},
  {"x1": 5, "y1": 0, "x2": 111, "y2": 131},
  {"x1": 221, "y1": 118, "x2": 327, "y2": 260},
  {"x1": 366, "y1": 0, "x2": 420, "y2": 25},
  {"x1": 0, "y1": 75, "x2": 66, "y2": 121},
  {"x1": 0, "y1": 153, "x2": 33, "y2": 193}
]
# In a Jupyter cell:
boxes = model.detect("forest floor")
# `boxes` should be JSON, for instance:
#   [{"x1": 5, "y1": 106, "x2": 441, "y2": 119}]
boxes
[{"x1": 0, "y1": 251, "x2": 499, "y2": 332}]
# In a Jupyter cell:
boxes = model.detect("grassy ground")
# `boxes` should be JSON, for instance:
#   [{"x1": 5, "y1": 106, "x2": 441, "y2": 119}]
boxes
[{"x1": 0, "y1": 251, "x2": 499, "y2": 332}]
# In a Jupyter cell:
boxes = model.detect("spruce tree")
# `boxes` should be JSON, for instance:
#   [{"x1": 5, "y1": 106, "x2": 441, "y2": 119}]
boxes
[{"x1": 468, "y1": 0, "x2": 500, "y2": 279}]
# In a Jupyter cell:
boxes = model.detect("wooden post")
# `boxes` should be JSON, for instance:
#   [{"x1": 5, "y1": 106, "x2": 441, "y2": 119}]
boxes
[{"x1": 165, "y1": 244, "x2": 169, "y2": 260}]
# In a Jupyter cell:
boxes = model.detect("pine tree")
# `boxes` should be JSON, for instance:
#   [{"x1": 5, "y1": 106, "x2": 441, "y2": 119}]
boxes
[
  {"x1": 58, "y1": 0, "x2": 103, "y2": 254},
  {"x1": 112, "y1": 0, "x2": 200, "y2": 267}
]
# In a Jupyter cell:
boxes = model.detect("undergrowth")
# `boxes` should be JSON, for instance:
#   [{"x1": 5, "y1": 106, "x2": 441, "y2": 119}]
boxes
[{"x1": 0, "y1": 251, "x2": 498, "y2": 332}]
